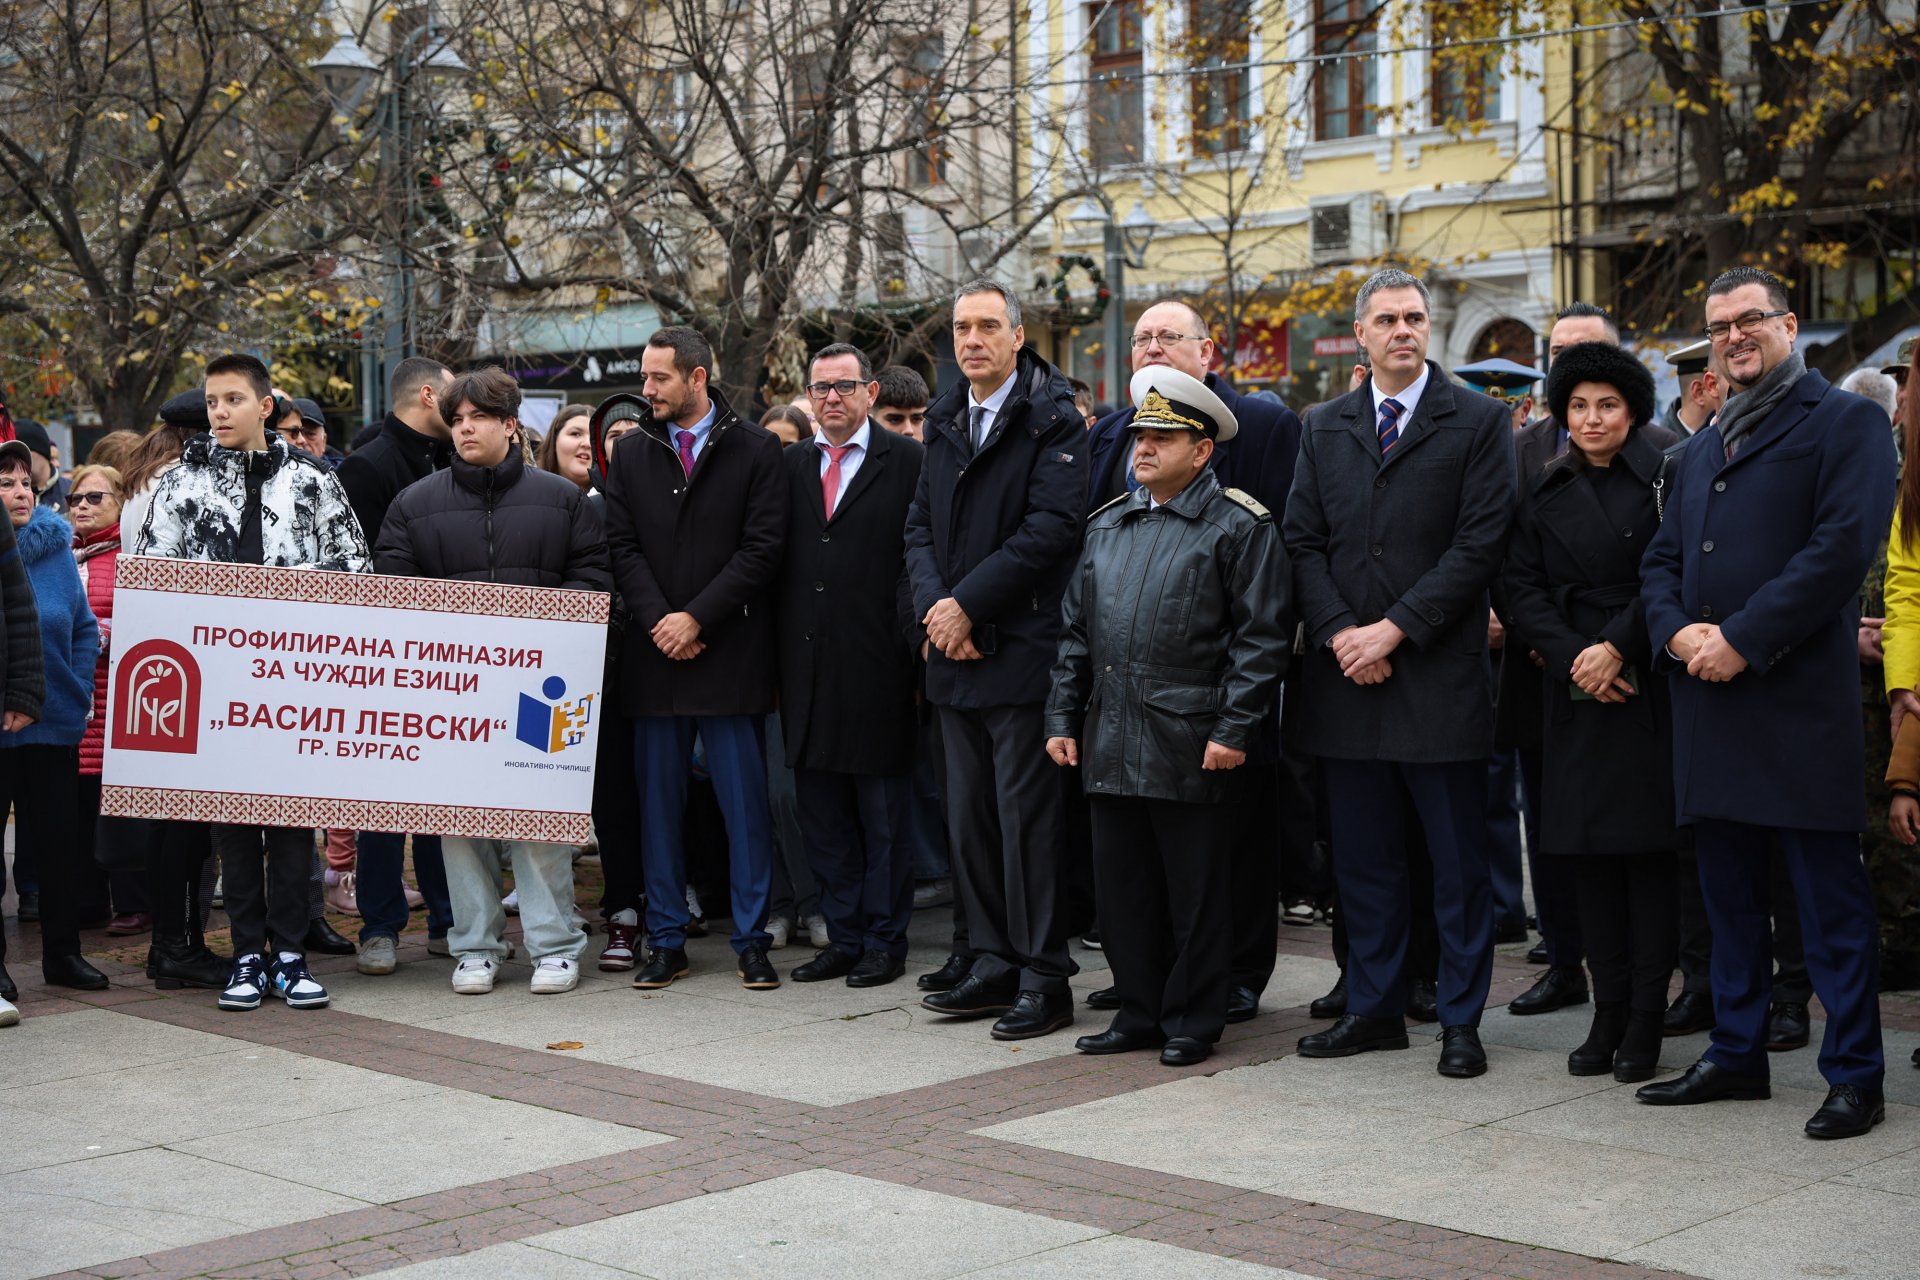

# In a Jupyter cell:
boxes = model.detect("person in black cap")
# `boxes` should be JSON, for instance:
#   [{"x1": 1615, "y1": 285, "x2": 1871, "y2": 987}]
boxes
[
  {"x1": 280, "y1": 397, "x2": 344, "y2": 470},
  {"x1": 10, "y1": 418, "x2": 67, "y2": 515},
  {"x1": 1048, "y1": 365, "x2": 1289, "y2": 1067}
]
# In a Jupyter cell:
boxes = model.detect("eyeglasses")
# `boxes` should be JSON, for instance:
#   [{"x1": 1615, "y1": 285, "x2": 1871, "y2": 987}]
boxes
[
  {"x1": 281, "y1": 423, "x2": 327, "y2": 439},
  {"x1": 806, "y1": 379, "x2": 866, "y2": 399},
  {"x1": 1704, "y1": 309, "x2": 1788, "y2": 341},
  {"x1": 69, "y1": 491, "x2": 114, "y2": 507},
  {"x1": 1129, "y1": 332, "x2": 1204, "y2": 350}
]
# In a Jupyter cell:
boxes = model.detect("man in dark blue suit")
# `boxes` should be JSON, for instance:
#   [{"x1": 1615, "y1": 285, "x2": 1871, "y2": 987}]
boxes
[
  {"x1": 1082, "y1": 299, "x2": 1305, "y2": 1023},
  {"x1": 1283, "y1": 268, "x2": 1516, "y2": 1079},
  {"x1": 1638, "y1": 267, "x2": 1896, "y2": 1139}
]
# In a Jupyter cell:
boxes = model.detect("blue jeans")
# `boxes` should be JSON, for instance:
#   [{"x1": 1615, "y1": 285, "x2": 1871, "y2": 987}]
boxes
[
  {"x1": 357, "y1": 831, "x2": 452, "y2": 942},
  {"x1": 634, "y1": 714, "x2": 773, "y2": 955}
]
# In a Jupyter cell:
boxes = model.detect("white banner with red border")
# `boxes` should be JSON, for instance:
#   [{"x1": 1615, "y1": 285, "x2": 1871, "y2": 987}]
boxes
[{"x1": 101, "y1": 557, "x2": 610, "y2": 843}]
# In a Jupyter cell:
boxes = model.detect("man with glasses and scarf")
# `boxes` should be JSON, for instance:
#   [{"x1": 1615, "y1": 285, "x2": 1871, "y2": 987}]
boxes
[{"x1": 1639, "y1": 266, "x2": 1897, "y2": 1139}]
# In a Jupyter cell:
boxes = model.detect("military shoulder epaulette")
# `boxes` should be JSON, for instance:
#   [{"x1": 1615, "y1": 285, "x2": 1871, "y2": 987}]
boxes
[{"x1": 1220, "y1": 487, "x2": 1270, "y2": 518}]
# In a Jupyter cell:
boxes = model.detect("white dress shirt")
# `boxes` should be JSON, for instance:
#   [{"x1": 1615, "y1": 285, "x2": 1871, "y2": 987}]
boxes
[
  {"x1": 1371, "y1": 362, "x2": 1431, "y2": 427},
  {"x1": 968, "y1": 370, "x2": 1018, "y2": 448},
  {"x1": 815, "y1": 418, "x2": 872, "y2": 498}
]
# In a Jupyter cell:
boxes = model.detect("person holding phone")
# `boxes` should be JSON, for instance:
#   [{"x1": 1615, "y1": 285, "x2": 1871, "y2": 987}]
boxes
[{"x1": 1501, "y1": 341, "x2": 1678, "y2": 1084}]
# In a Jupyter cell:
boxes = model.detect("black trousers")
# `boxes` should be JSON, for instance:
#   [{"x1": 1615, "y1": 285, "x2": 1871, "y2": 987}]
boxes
[
  {"x1": 594, "y1": 703, "x2": 644, "y2": 917},
  {"x1": 794, "y1": 768, "x2": 916, "y2": 958},
  {"x1": 1520, "y1": 744, "x2": 1583, "y2": 966},
  {"x1": 1091, "y1": 795, "x2": 1235, "y2": 1043},
  {"x1": 1676, "y1": 837, "x2": 1810, "y2": 1002},
  {"x1": 1228, "y1": 761, "x2": 1281, "y2": 993},
  {"x1": 937, "y1": 703, "x2": 1075, "y2": 993},
  {"x1": 1572, "y1": 851, "x2": 1678, "y2": 1012},
  {"x1": 212, "y1": 824, "x2": 312, "y2": 959},
  {"x1": 921, "y1": 713, "x2": 970, "y2": 957},
  {"x1": 143, "y1": 820, "x2": 212, "y2": 944},
  {"x1": 76, "y1": 773, "x2": 148, "y2": 918},
  {"x1": 1329, "y1": 815, "x2": 1438, "y2": 987},
  {"x1": 0, "y1": 744, "x2": 82, "y2": 963}
]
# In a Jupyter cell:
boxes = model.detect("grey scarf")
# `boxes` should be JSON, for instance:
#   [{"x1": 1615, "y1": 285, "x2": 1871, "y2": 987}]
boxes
[{"x1": 1716, "y1": 350, "x2": 1805, "y2": 459}]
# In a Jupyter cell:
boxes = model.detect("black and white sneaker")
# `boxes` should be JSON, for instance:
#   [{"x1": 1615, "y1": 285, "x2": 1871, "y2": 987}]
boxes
[
  {"x1": 268, "y1": 957, "x2": 330, "y2": 1009},
  {"x1": 218, "y1": 955, "x2": 267, "y2": 1011}
]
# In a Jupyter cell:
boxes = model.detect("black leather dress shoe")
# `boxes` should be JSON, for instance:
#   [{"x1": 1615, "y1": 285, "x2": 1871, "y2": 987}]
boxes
[
  {"x1": 916, "y1": 953, "x2": 972, "y2": 992},
  {"x1": 1297, "y1": 1013, "x2": 1410, "y2": 1058},
  {"x1": 148, "y1": 939, "x2": 230, "y2": 990},
  {"x1": 1493, "y1": 920, "x2": 1529, "y2": 945},
  {"x1": 1225, "y1": 985, "x2": 1259, "y2": 1023},
  {"x1": 921, "y1": 973, "x2": 1017, "y2": 1018},
  {"x1": 791, "y1": 948, "x2": 859, "y2": 983},
  {"x1": 1663, "y1": 990, "x2": 1715, "y2": 1036},
  {"x1": 632, "y1": 947, "x2": 689, "y2": 989},
  {"x1": 1160, "y1": 1036, "x2": 1211, "y2": 1067},
  {"x1": 1086, "y1": 985, "x2": 1121, "y2": 1010},
  {"x1": 1525, "y1": 939, "x2": 1550, "y2": 964},
  {"x1": 1507, "y1": 965, "x2": 1588, "y2": 1016},
  {"x1": 0, "y1": 960, "x2": 16, "y2": 1000},
  {"x1": 1437, "y1": 1025, "x2": 1487, "y2": 1078},
  {"x1": 1635, "y1": 1059, "x2": 1770, "y2": 1105},
  {"x1": 846, "y1": 952, "x2": 906, "y2": 988},
  {"x1": 737, "y1": 946, "x2": 780, "y2": 990},
  {"x1": 1766, "y1": 1001, "x2": 1811, "y2": 1051},
  {"x1": 43, "y1": 954, "x2": 109, "y2": 991},
  {"x1": 304, "y1": 918, "x2": 356, "y2": 956},
  {"x1": 1805, "y1": 1083, "x2": 1885, "y2": 1139},
  {"x1": 1075, "y1": 1027, "x2": 1163, "y2": 1055},
  {"x1": 991, "y1": 990, "x2": 1074, "y2": 1041},
  {"x1": 1407, "y1": 977, "x2": 1438, "y2": 1024},
  {"x1": 1308, "y1": 974, "x2": 1347, "y2": 1019}
]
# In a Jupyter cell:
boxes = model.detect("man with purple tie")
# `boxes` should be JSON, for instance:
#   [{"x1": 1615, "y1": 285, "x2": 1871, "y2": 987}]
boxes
[
  {"x1": 1281, "y1": 268, "x2": 1517, "y2": 1078},
  {"x1": 601, "y1": 326, "x2": 790, "y2": 993}
]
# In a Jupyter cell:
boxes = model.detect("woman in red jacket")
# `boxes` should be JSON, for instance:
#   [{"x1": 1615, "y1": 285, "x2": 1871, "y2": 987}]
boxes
[{"x1": 69, "y1": 463, "x2": 148, "y2": 935}]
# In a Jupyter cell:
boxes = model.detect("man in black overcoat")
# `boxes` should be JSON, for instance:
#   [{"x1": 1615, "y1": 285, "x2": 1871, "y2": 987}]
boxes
[
  {"x1": 775, "y1": 344, "x2": 925, "y2": 988},
  {"x1": 906, "y1": 280, "x2": 1088, "y2": 1041},
  {"x1": 1282, "y1": 267, "x2": 1516, "y2": 1079}
]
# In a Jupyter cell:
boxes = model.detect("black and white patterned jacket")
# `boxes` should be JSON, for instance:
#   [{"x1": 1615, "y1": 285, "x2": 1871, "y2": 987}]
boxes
[{"x1": 133, "y1": 435, "x2": 369, "y2": 571}]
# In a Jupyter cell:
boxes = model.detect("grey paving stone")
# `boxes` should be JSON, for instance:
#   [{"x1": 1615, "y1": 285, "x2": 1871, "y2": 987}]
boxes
[
  {"x1": 422, "y1": 983, "x2": 823, "y2": 1065},
  {"x1": 1833, "y1": 1142, "x2": 1920, "y2": 1196},
  {"x1": 0, "y1": 1146, "x2": 367, "y2": 1277},
  {"x1": 375, "y1": 1241, "x2": 653, "y2": 1279},
  {"x1": 1497, "y1": 1080, "x2": 1920, "y2": 1178},
  {"x1": 6, "y1": 1044, "x2": 439, "y2": 1145},
  {"x1": 527, "y1": 1169, "x2": 1103, "y2": 1278},
  {"x1": 1271, "y1": 1124, "x2": 1807, "y2": 1258},
  {"x1": 975, "y1": 1072, "x2": 1474, "y2": 1191},
  {"x1": 1618, "y1": 1181, "x2": 1920, "y2": 1280},
  {"x1": 0, "y1": 1007, "x2": 243, "y2": 1089},
  {"x1": 0, "y1": 1106, "x2": 152, "y2": 1175},
  {"x1": 960, "y1": 1234, "x2": 1317, "y2": 1277},
  {"x1": 171, "y1": 1090, "x2": 670, "y2": 1203},
  {"x1": 614, "y1": 1016, "x2": 1051, "y2": 1105}
]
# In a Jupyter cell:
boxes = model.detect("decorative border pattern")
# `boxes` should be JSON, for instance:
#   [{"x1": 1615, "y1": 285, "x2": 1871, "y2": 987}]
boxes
[
  {"x1": 117, "y1": 555, "x2": 610, "y2": 624},
  {"x1": 101, "y1": 784, "x2": 590, "y2": 844}
]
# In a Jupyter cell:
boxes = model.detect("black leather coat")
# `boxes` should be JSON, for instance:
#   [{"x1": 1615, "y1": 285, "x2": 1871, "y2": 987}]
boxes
[{"x1": 1046, "y1": 470, "x2": 1290, "y2": 804}]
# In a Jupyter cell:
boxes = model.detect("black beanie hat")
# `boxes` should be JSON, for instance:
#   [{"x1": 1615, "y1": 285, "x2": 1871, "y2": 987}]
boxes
[{"x1": 1546, "y1": 342, "x2": 1657, "y2": 429}]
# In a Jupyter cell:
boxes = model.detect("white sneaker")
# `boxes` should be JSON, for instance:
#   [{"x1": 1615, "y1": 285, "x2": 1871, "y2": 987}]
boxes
[
  {"x1": 804, "y1": 914, "x2": 830, "y2": 948},
  {"x1": 502, "y1": 889, "x2": 520, "y2": 915},
  {"x1": 531, "y1": 956, "x2": 580, "y2": 994},
  {"x1": 268, "y1": 957, "x2": 330, "y2": 1009},
  {"x1": 451, "y1": 955, "x2": 498, "y2": 994},
  {"x1": 0, "y1": 993, "x2": 18, "y2": 1027},
  {"x1": 767, "y1": 915, "x2": 792, "y2": 949},
  {"x1": 356, "y1": 934, "x2": 398, "y2": 975}
]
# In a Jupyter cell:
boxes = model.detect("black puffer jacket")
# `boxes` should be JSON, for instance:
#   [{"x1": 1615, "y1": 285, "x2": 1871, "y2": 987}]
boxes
[{"x1": 373, "y1": 447, "x2": 613, "y2": 592}]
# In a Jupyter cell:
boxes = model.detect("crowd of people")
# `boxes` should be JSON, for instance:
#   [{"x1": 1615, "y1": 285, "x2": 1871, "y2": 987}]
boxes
[{"x1": 0, "y1": 264, "x2": 1914, "y2": 1145}]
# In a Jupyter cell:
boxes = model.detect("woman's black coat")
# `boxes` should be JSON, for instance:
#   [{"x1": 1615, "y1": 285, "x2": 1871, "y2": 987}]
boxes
[
  {"x1": 1501, "y1": 429, "x2": 1677, "y2": 855},
  {"x1": 774, "y1": 425, "x2": 925, "y2": 775}
]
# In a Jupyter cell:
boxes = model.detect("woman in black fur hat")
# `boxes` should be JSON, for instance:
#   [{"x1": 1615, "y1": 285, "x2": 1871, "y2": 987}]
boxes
[{"x1": 1502, "y1": 341, "x2": 1679, "y2": 1084}]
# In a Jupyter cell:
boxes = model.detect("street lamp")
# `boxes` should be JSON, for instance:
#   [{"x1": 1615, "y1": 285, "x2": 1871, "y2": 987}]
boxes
[
  {"x1": 308, "y1": 20, "x2": 470, "y2": 425},
  {"x1": 1068, "y1": 194, "x2": 1157, "y2": 406}
]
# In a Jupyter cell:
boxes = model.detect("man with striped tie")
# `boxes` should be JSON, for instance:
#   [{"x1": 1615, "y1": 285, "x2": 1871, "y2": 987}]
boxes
[{"x1": 1280, "y1": 268, "x2": 1517, "y2": 1078}]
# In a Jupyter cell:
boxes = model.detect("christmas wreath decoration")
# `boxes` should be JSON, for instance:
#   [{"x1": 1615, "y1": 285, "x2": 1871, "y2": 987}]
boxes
[{"x1": 1051, "y1": 253, "x2": 1110, "y2": 322}]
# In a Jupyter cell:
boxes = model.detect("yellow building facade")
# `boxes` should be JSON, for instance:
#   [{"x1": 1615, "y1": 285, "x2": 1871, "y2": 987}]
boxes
[{"x1": 1018, "y1": 0, "x2": 1572, "y2": 408}]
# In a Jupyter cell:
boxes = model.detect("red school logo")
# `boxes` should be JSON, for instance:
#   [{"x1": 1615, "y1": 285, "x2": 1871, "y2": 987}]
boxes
[{"x1": 112, "y1": 639, "x2": 201, "y2": 754}]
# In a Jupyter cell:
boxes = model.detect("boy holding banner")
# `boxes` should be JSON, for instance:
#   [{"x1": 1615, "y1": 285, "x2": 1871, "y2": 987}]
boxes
[{"x1": 134, "y1": 354, "x2": 369, "y2": 1012}]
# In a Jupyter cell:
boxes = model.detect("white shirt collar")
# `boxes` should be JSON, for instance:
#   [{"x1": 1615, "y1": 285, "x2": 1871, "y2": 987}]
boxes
[
  {"x1": 1370, "y1": 362, "x2": 1431, "y2": 424},
  {"x1": 970, "y1": 369, "x2": 1018, "y2": 417},
  {"x1": 815, "y1": 418, "x2": 871, "y2": 455}
]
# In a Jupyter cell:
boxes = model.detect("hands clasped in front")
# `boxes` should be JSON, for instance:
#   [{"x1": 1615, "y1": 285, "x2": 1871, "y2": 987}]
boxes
[
  {"x1": 1668, "y1": 622, "x2": 1749, "y2": 682},
  {"x1": 1571, "y1": 641, "x2": 1634, "y2": 703},
  {"x1": 923, "y1": 596, "x2": 983, "y2": 661},
  {"x1": 1331, "y1": 619, "x2": 1404, "y2": 686}
]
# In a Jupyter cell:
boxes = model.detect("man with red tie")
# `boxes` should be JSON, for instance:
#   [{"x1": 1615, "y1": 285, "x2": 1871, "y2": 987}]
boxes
[{"x1": 774, "y1": 344, "x2": 927, "y2": 987}]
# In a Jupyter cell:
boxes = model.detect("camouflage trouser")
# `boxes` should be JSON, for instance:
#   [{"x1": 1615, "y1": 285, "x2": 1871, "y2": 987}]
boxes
[{"x1": 1862, "y1": 692, "x2": 1920, "y2": 960}]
